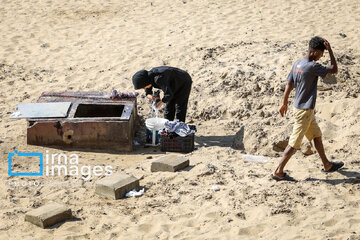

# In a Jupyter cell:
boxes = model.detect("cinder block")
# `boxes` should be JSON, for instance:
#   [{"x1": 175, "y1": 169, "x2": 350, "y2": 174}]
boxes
[
  {"x1": 95, "y1": 172, "x2": 140, "y2": 199},
  {"x1": 25, "y1": 202, "x2": 72, "y2": 228},
  {"x1": 151, "y1": 155, "x2": 189, "y2": 172}
]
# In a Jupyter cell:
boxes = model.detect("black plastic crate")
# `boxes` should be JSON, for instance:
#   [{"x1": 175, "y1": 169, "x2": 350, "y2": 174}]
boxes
[{"x1": 160, "y1": 134, "x2": 194, "y2": 153}]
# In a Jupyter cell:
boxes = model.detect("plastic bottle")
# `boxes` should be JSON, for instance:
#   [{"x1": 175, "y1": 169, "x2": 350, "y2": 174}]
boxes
[{"x1": 242, "y1": 154, "x2": 270, "y2": 163}]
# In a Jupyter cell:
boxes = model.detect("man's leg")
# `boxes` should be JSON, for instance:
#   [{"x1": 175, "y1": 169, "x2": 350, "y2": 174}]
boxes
[
  {"x1": 313, "y1": 136, "x2": 333, "y2": 171},
  {"x1": 274, "y1": 145, "x2": 296, "y2": 178},
  {"x1": 305, "y1": 113, "x2": 335, "y2": 171},
  {"x1": 274, "y1": 108, "x2": 309, "y2": 178},
  {"x1": 175, "y1": 81, "x2": 192, "y2": 122},
  {"x1": 175, "y1": 97, "x2": 190, "y2": 122},
  {"x1": 164, "y1": 99, "x2": 176, "y2": 121}
]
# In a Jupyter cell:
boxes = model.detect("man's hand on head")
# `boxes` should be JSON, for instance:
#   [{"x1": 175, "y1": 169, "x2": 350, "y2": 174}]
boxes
[
  {"x1": 322, "y1": 38, "x2": 337, "y2": 74},
  {"x1": 323, "y1": 39, "x2": 331, "y2": 51}
]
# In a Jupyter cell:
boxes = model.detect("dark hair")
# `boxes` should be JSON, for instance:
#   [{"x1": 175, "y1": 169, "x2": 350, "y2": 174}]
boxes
[
  {"x1": 309, "y1": 36, "x2": 325, "y2": 51},
  {"x1": 132, "y1": 70, "x2": 149, "y2": 89}
]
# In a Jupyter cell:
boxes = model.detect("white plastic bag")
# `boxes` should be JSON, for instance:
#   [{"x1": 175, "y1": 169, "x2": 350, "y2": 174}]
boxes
[{"x1": 125, "y1": 188, "x2": 145, "y2": 198}]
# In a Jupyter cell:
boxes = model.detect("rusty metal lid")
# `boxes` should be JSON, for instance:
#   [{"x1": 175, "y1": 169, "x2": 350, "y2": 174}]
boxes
[{"x1": 10, "y1": 102, "x2": 72, "y2": 119}]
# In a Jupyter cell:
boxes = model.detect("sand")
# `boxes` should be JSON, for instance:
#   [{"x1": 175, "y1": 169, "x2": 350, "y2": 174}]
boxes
[{"x1": 1, "y1": 0, "x2": 360, "y2": 239}]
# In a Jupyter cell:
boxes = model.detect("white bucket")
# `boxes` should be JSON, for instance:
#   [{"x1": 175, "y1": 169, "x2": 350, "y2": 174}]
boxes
[
  {"x1": 145, "y1": 118, "x2": 167, "y2": 146},
  {"x1": 145, "y1": 118, "x2": 167, "y2": 131}
]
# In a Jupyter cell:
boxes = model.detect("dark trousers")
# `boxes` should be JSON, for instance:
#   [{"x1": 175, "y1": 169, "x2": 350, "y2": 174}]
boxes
[{"x1": 164, "y1": 78, "x2": 192, "y2": 122}]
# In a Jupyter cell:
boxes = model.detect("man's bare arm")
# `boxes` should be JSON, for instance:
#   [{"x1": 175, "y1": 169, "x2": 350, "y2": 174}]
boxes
[
  {"x1": 279, "y1": 81, "x2": 294, "y2": 117},
  {"x1": 323, "y1": 40, "x2": 338, "y2": 74}
]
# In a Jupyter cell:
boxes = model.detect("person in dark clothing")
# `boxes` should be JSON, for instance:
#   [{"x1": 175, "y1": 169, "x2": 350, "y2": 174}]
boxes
[{"x1": 132, "y1": 66, "x2": 192, "y2": 122}]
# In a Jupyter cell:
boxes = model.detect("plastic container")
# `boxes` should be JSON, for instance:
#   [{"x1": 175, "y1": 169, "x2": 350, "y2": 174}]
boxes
[
  {"x1": 145, "y1": 118, "x2": 167, "y2": 131},
  {"x1": 146, "y1": 129, "x2": 160, "y2": 144},
  {"x1": 160, "y1": 133, "x2": 194, "y2": 153},
  {"x1": 145, "y1": 118, "x2": 167, "y2": 146},
  {"x1": 242, "y1": 154, "x2": 270, "y2": 163}
]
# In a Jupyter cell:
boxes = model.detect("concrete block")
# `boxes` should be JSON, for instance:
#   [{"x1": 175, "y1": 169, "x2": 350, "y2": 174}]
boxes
[
  {"x1": 25, "y1": 202, "x2": 72, "y2": 228},
  {"x1": 95, "y1": 172, "x2": 139, "y2": 199},
  {"x1": 151, "y1": 155, "x2": 189, "y2": 172}
]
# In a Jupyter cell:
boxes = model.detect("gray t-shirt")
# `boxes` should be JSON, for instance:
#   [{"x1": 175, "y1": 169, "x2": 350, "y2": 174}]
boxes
[{"x1": 287, "y1": 58, "x2": 330, "y2": 109}]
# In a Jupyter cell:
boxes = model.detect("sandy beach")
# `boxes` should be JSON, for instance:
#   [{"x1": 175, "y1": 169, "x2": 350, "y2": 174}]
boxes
[{"x1": 1, "y1": 0, "x2": 360, "y2": 239}]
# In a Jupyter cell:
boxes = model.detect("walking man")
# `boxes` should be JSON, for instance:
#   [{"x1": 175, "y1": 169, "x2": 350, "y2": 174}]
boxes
[{"x1": 272, "y1": 36, "x2": 344, "y2": 181}]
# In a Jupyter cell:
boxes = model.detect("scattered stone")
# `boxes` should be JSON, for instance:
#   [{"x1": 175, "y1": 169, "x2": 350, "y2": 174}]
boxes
[
  {"x1": 151, "y1": 155, "x2": 189, "y2": 172},
  {"x1": 339, "y1": 33, "x2": 347, "y2": 38},
  {"x1": 95, "y1": 172, "x2": 140, "y2": 200},
  {"x1": 25, "y1": 202, "x2": 72, "y2": 228},
  {"x1": 220, "y1": 72, "x2": 228, "y2": 79},
  {"x1": 198, "y1": 163, "x2": 217, "y2": 176},
  {"x1": 318, "y1": 85, "x2": 333, "y2": 91},
  {"x1": 189, "y1": 181, "x2": 198, "y2": 186},
  {"x1": 280, "y1": 83, "x2": 286, "y2": 91},
  {"x1": 232, "y1": 126, "x2": 245, "y2": 150},
  {"x1": 272, "y1": 139, "x2": 288, "y2": 152},
  {"x1": 204, "y1": 193, "x2": 212, "y2": 200},
  {"x1": 258, "y1": 110, "x2": 265, "y2": 117},
  {"x1": 256, "y1": 103, "x2": 264, "y2": 110},
  {"x1": 146, "y1": 156, "x2": 153, "y2": 159},
  {"x1": 322, "y1": 74, "x2": 337, "y2": 84},
  {"x1": 301, "y1": 141, "x2": 315, "y2": 156},
  {"x1": 271, "y1": 208, "x2": 292, "y2": 215},
  {"x1": 236, "y1": 212, "x2": 246, "y2": 220}
]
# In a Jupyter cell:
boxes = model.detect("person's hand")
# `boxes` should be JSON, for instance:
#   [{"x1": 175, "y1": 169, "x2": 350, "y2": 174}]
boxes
[
  {"x1": 155, "y1": 101, "x2": 163, "y2": 109},
  {"x1": 279, "y1": 104, "x2": 288, "y2": 117},
  {"x1": 323, "y1": 39, "x2": 331, "y2": 51},
  {"x1": 152, "y1": 94, "x2": 160, "y2": 101},
  {"x1": 147, "y1": 94, "x2": 160, "y2": 102}
]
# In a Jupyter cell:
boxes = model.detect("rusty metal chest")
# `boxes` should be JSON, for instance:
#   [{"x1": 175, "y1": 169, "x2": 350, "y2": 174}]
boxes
[{"x1": 12, "y1": 92, "x2": 137, "y2": 152}]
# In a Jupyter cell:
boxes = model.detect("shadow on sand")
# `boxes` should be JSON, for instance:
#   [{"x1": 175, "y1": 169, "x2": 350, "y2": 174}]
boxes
[
  {"x1": 195, "y1": 135, "x2": 236, "y2": 148},
  {"x1": 48, "y1": 216, "x2": 81, "y2": 229},
  {"x1": 304, "y1": 168, "x2": 360, "y2": 185}
]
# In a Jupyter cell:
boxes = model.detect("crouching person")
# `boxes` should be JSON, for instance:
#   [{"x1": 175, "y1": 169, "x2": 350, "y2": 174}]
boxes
[{"x1": 132, "y1": 66, "x2": 192, "y2": 122}]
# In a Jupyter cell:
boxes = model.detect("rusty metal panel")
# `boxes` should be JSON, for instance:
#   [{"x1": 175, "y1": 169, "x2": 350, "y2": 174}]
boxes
[
  {"x1": 10, "y1": 102, "x2": 72, "y2": 119},
  {"x1": 27, "y1": 120, "x2": 134, "y2": 152}
]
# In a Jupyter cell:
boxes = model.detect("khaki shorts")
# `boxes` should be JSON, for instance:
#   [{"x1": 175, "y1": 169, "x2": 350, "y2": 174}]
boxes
[{"x1": 288, "y1": 108, "x2": 322, "y2": 149}]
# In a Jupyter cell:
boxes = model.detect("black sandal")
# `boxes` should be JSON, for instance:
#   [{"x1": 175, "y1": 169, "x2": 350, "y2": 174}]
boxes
[
  {"x1": 270, "y1": 173, "x2": 297, "y2": 182},
  {"x1": 322, "y1": 161, "x2": 344, "y2": 172}
]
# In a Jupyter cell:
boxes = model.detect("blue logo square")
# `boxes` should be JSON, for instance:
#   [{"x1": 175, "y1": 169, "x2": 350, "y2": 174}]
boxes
[{"x1": 8, "y1": 150, "x2": 43, "y2": 176}]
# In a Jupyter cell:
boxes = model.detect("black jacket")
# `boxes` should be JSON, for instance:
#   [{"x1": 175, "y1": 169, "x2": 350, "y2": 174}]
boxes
[{"x1": 145, "y1": 66, "x2": 192, "y2": 103}]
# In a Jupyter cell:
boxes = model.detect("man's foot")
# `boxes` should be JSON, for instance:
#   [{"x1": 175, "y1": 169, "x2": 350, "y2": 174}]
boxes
[
  {"x1": 270, "y1": 173, "x2": 297, "y2": 182},
  {"x1": 322, "y1": 161, "x2": 344, "y2": 172}
]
